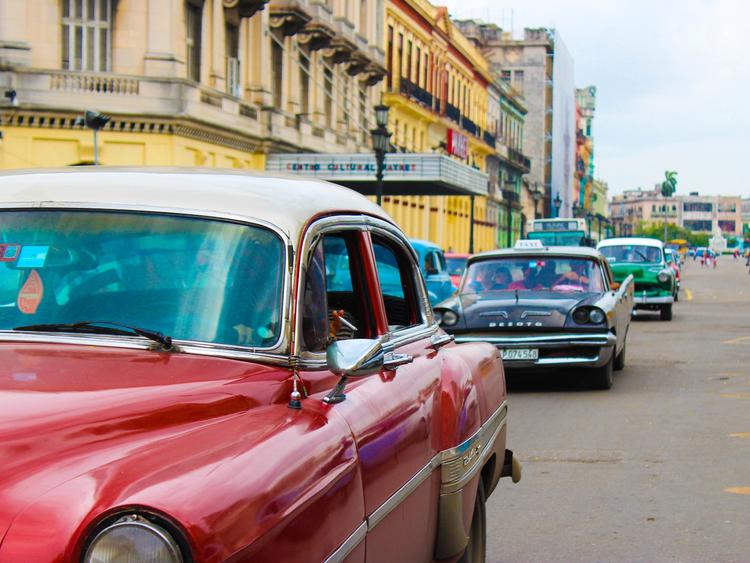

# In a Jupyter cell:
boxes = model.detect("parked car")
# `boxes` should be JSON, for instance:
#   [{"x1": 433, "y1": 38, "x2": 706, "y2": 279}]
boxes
[
  {"x1": 446, "y1": 252, "x2": 471, "y2": 287},
  {"x1": 434, "y1": 240, "x2": 634, "y2": 389},
  {"x1": 0, "y1": 168, "x2": 520, "y2": 562},
  {"x1": 664, "y1": 248, "x2": 681, "y2": 297},
  {"x1": 597, "y1": 237, "x2": 676, "y2": 320},
  {"x1": 409, "y1": 239, "x2": 456, "y2": 306}
]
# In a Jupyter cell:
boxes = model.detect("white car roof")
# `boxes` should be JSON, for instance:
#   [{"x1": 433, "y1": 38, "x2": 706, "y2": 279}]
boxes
[
  {"x1": 597, "y1": 237, "x2": 664, "y2": 249},
  {"x1": 0, "y1": 168, "x2": 393, "y2": 246}
]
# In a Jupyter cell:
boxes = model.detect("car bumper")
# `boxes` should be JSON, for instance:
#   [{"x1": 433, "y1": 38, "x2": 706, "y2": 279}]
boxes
[
  {"x1": 454, "y1": 332, "x2": 616, "y2": 369},
  {"x1": 634, "y1": 294, "x2": 674, "y2": 305}
]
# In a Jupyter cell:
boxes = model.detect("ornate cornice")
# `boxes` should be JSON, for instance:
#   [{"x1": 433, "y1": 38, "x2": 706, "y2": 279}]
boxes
[
  {"x1": 222, "y1": 0, "x2": 269, "y2": 19},
  {"x1": 268, "y1": 3, "x2": 312, "y2": 37},
  {"x1": 345, "y1": 51, "x2": 370, "y2": 76},
  {"x1": 323, "y1": 36, "x2": 356, "y2": 64},
  {"x1": 297, "y1": 22, "x2": 335, "y2": 51}
]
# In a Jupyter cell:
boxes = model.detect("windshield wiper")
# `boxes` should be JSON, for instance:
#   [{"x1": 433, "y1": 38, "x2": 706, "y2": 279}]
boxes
[{"x1": 13, "y1": 321, "x2": 173, "y2": 350}]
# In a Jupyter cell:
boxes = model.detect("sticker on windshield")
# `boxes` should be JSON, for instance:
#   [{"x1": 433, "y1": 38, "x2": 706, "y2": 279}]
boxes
[
  {"x1": 18, "y1": 269, "x2": 44, "y2": 315},
  {"x1": 17, "y1": 246, "x2": 49, "y2": 268},
  {"x1": 0, "y1": 244, "x2": 21, "y2": 262}
]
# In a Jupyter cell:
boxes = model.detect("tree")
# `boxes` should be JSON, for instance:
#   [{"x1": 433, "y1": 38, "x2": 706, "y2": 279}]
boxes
[{"x1": 661, "y1": 171, "x2": 678, "y2": 198}]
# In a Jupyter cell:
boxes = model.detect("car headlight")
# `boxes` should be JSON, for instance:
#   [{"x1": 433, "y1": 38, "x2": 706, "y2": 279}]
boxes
[
  {"x1": 588, "y1": 308, "x2": 606, "y2": 324},
  {"x1": 572, "y1": 308, "x2": 589, "y2": 324},
  {"x1": 572, "y1": 307, "x2": 606, "y2": 325},
  {"x1": 658, "y1": 271, "x2": 671, "y2": 283},
  {"x1": 84, "y1": 514, "x2": 183, "y2": 563},
  {"x1": 441, "y1": 310, "x2": 459, "y2": 327}
]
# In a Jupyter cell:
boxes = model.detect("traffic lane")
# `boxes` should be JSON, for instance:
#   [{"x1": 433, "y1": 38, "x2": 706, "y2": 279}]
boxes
[{"x1": 486, "y1": 260, "x2": 750, "y2": 562}]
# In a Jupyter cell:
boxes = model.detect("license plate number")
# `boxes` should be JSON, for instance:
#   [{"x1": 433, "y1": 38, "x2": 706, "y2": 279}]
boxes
[{"x1": 501, "y1": 348, "x2": 539, "y2": 361}]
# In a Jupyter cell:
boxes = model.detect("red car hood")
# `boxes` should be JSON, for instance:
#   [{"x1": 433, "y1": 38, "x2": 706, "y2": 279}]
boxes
[{"x1": 0, "y1": 342, "x2": 290, "y2": 543}]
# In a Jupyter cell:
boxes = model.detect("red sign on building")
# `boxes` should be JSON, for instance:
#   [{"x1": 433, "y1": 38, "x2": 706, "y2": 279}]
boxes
[{"x1": 446, "y1": 129, "x2": 468, "y2": 159}]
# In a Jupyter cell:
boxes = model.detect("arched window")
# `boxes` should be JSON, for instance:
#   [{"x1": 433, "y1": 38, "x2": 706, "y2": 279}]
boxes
[{"x1": 61, "y1": 0, "x2": 113, "y2": 71}]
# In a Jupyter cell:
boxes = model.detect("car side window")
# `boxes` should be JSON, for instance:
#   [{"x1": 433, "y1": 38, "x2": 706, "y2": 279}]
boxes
[
  {"x1": 436, "y1": 251, "x2": 447, "y2": 273},
  {"x1": 602, "y1": 260, "x2": 614, "y2": 288},
  {"x1": 302, "y1": 232, "x2": 375, "y2": 352},
  {"x1": 372, "y1": 237, "x2": 422, "y2": 331},
  {"x1": 423, "y1": 251, "x2": 438, "y2": 275}
]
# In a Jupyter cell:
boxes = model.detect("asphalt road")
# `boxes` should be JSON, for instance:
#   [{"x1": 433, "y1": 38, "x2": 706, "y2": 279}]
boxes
[{"x1": 487, "y1": 257, "x2": 750, "y2": 563}]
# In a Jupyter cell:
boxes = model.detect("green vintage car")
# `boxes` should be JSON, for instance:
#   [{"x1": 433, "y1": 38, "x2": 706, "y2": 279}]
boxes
[{"x1": 597, "y1": 237, "x2": 676, "y2": 321}]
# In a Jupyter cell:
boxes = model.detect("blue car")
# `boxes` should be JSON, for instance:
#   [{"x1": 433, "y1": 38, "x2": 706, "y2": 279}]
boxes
[{"x1": 409, "y1": 239, "x2": 456, "y2": 306}]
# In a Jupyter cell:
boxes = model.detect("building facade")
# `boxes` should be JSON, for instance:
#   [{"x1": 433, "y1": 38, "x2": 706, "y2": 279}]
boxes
[
  {"x1": 378, "y1": 0, "x2": 498, "y2": 253},
  {"x1": 0, "y1": 0, "x2": 385, "y2": 169},
  {"x1": 610, "y1": 187, "x2": 742, "y2": 237},
  {"x1": 453, "y1": 22, "x2": 579, "y2": 218}
]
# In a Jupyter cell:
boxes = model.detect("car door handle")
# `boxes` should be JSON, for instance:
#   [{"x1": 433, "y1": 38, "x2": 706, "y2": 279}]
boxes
[
  {"x1": 429, "y1": 333, "x2": 455, "y2": 350},
  {"x1": 383, "y1": 353, "x2": 414, "y2": 370}
]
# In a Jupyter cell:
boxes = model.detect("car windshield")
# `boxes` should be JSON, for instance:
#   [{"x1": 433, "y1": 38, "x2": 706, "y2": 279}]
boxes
[
  {"x1": 600, "y1": 245, "x2": 662, "y2": 264},
  {"x1": 446, "y1": 257, "x2": 468, "y2": 277},
  {"x1": 0, "y1": 210, "x2": 285, "y2": 348},
  {"x1": 461, "y1": 257, "x2": 605, "y2": 294}
]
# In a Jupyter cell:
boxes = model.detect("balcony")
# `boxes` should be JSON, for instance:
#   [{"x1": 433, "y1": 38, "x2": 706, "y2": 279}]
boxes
[
  {"x1": 445, "y1": 102, "x2": 461, "y2": 124},
  {"x1": 502, "y1": 189, "x2": 520, "y2": 205},
  {"x1": 461, "y1": 115, "x2": 477, "y2": 136},
  {"x1": 398, "y1": 77, "x2": 432, "y2": 109},
  {"x1": 508, "y1": 147, "x2": 531, "y2": 171},
  {"x1": 483, "y1": 130, "x2": 496, "y2": 148}
]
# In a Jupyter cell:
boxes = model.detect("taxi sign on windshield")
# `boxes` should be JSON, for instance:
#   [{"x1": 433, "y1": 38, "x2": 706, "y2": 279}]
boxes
[{"x1": 514, "y1": 239, "x2": 545, "y2": 250}]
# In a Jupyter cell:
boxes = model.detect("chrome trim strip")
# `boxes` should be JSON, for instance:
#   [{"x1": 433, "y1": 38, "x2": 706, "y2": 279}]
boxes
[
  {"x1": 323, "y1": 521, "x2": 368, "y2": 563},
  {"x1": 440, "y1": 403, "x2": 508, "y2": 494},
  {"x1": 368, "y1": 455, "x2": 442, "y2": 529},
  {"x1": 0, "y1": 332, "x2": 292, "y2": 366},
  {"x1": 323, "y1": 402, "x2": 509, "y2": 561},
  {"x1": 454, "y1": 333, "x2": 616, "y2": 348},
  {"x1": 634, "y1": 295, "x2": 674, "y2": 304}
]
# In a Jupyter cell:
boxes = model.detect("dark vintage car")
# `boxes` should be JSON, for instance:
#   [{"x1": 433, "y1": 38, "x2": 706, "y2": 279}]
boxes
[
  {"x1": 434, "y1": 242, "x2": 635, "y2": 389},
  {"x1": 0, "y1": 168, "x2": 519, "y2": 562}
]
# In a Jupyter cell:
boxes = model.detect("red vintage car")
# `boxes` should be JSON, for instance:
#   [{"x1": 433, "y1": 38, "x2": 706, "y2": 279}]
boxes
[{"x1": 0, "y1": 169, "x2": 520, "y2": 562}]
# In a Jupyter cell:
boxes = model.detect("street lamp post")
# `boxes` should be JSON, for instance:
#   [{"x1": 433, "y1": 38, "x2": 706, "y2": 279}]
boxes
[
  {"x1": 77, "y1": 110, "x2": 111, "y2": 165},
  {"x1": 553, "y1": 193, "x2": 562, "y2": 218},
  {"x1": 370, "y1": 104, "x2": 391, "y2": 206}
]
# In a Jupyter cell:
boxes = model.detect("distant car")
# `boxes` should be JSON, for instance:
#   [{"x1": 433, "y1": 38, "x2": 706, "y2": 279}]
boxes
[
  {"x1": 434, "y1": 241, "x2": 635, "y2": 389},
  {"x1": 445, "y1": 252, "x2": 471, "y2": 287},
  {"x1": 409, "y1": 239, "x2": 456, "y2": 306},
  {"x1": 598, "y1": 237, "x2": 676, "y2": 320},
  {"x1": 0, "y1": 168, "x2": 520, "y2": 562},
  {"x1": 664, "y1": 248, "x2": 681, "y2": 297}
]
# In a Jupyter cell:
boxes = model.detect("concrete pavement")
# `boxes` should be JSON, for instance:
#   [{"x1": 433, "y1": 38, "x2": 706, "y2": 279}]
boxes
[{"x1": 487, "y1": 257, "x2": 750, "y2": 562}]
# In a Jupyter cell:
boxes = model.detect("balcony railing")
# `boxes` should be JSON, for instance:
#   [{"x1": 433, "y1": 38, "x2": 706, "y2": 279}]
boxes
[
  {"x1": 508, "y1": 147, "x2": 531, "y2": 170},
  {"x1": 461, "y1": 115, "x2": 477, "y2": 136},
  {"x1": 502, "y1": 189, "x2": 520, "y2": 204},
  {"x1": 445, "y1": 102, "x2": 461, "y2": 124},
  {"x1": 483, "y1": 130, "x2": 496, "y2": 148},
  {"x1": 398, "y1": 77, "x2": 432, "y2": 109}
]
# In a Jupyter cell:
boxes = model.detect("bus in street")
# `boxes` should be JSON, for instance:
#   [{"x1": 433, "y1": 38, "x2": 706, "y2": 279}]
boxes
[{"x1": 525, "y1": 218, "x2": 597, "y2": 247}]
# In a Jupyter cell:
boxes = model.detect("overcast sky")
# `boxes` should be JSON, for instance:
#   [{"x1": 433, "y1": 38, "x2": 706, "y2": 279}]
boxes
[{"x1": 441, "y1": 0, "x2": 749, "y2": 198}]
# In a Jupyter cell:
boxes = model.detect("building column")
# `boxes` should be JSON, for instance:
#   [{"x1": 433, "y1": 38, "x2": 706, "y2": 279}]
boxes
[
  {"x1": 211, "y1": 0, "x2": 226, "y2": 90},
  {"x1": 0, "y1": 0, "x2": 31, "y2": 66},
  {"x1": 144, "y1": 0, "x2": 185, "y2": 76}
]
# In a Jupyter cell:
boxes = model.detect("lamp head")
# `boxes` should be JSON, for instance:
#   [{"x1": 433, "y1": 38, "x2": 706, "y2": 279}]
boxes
[{"x1": 374, "y1": 104, "x2": 389, "y2": 128}]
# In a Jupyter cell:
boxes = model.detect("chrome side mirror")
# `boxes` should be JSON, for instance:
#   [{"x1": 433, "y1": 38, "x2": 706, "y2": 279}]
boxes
[{"x1": 324, "y1": 339, "x2": 385, "y2": 404}]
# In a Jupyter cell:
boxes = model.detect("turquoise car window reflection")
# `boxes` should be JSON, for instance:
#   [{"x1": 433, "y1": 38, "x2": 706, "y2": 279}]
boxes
[{"x1": 0, "y1": 211, "x2": 284, "y2": 347}]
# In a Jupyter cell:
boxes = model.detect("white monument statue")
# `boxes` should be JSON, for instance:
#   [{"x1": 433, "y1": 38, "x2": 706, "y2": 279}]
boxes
[{"x1": 709, "y1": 227, "x2": 727, "y2": 254}]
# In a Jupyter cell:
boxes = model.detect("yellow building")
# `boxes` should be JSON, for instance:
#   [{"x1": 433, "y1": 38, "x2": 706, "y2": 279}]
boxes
[
  {"x1": 380, "y1": 0, "x2": 498, "y2": 253},
  {"x1": 0, "y1": 0, "x2": 385, "y2": 170}
]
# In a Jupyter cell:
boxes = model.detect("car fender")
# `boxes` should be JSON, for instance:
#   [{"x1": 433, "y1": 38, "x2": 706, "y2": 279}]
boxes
[
  {"x1": 433, "y1": 342, "x2": 507, "y2": 560},
  {"x1": 0, "y1": 403, "x2": 364, "y2": 563}
]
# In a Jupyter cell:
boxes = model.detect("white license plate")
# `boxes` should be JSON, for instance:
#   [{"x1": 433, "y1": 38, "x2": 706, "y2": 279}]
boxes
[{"x1": 501, "y1": 348, "x2": 539, "y2": 361}]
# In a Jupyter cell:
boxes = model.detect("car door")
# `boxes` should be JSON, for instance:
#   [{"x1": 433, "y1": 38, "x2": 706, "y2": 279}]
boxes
[
  {"x1": 293, "y1": 220, "x2": 443, "y2": 562},
  {"x1": 339, "y1": 229, "x2": 444, "y2": 562}
]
